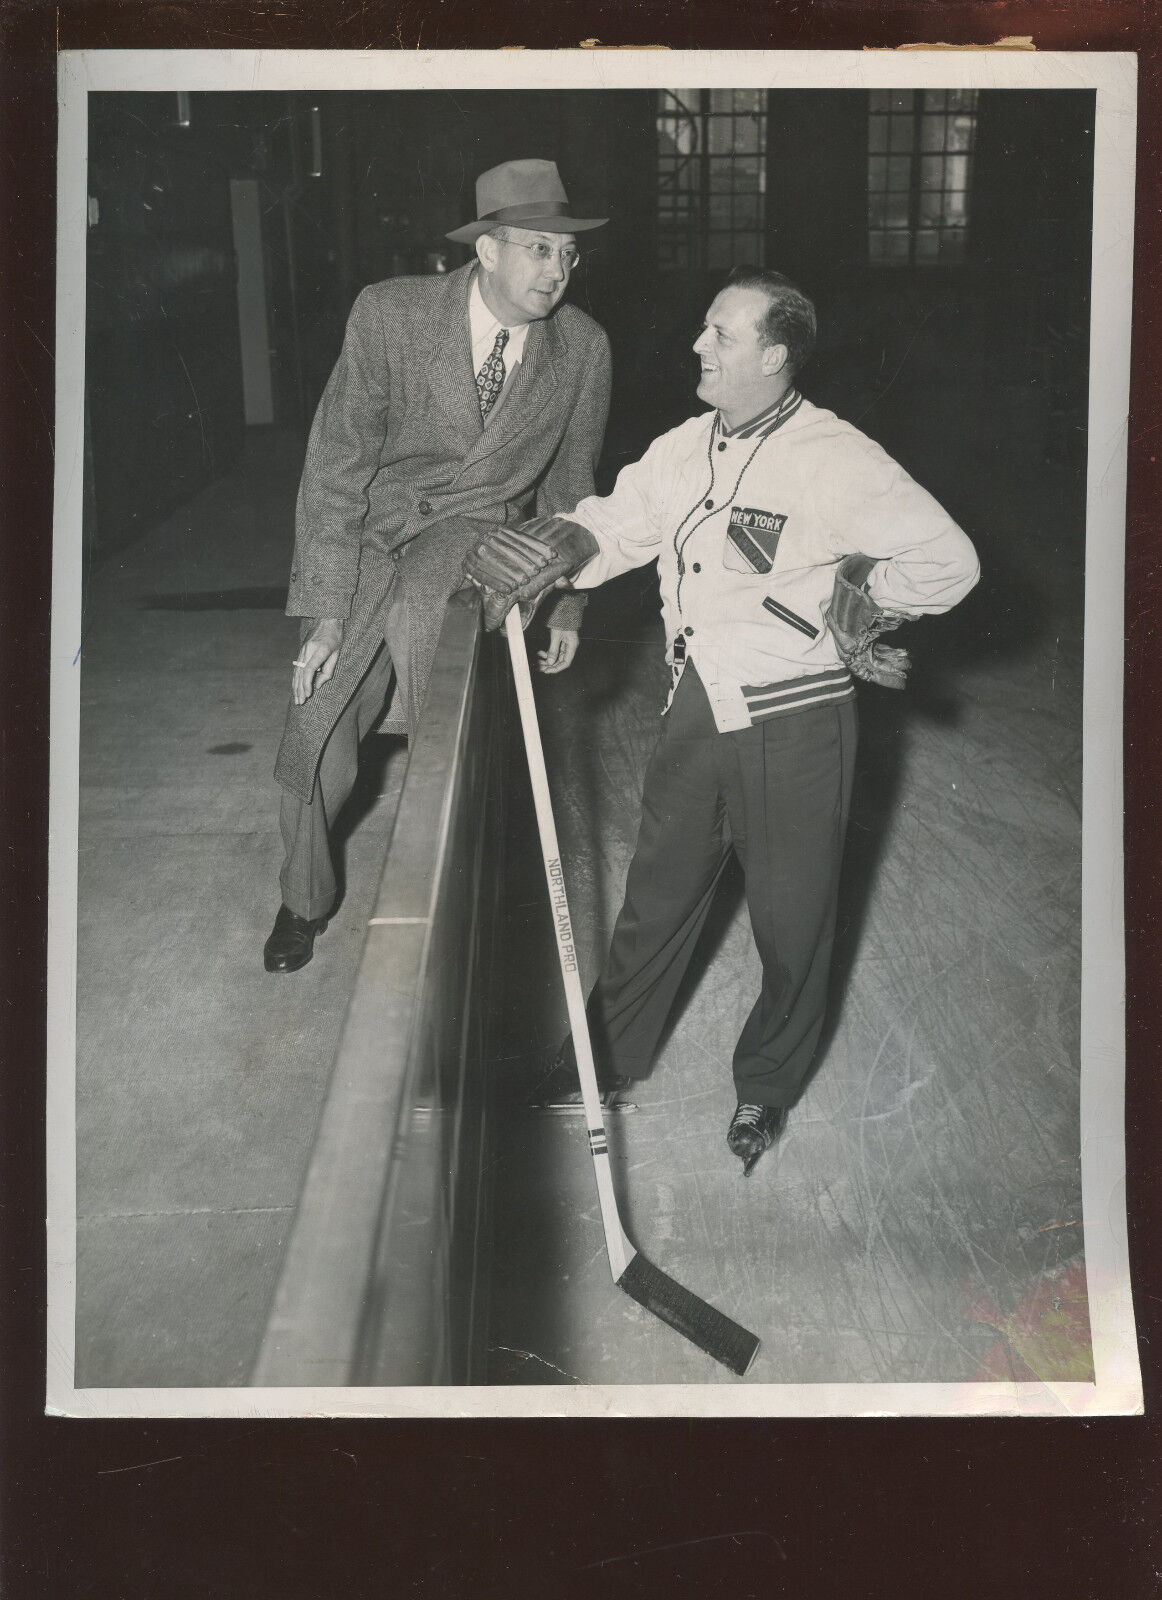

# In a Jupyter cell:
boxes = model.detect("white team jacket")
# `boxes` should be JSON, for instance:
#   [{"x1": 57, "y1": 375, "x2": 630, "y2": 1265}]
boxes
[{"x1": 567, "y1": 392, "x2": 981, "y2": 733}]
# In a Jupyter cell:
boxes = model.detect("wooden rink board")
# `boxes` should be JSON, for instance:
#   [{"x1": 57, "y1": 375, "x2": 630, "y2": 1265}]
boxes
[{"x1": 253, "y1": 591, "x2": 506, "y2": 1387}]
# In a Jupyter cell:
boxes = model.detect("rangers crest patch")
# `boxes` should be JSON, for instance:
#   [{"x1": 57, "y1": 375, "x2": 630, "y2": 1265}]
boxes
[{"x1": 725, "y1": 506, "x2": 787, "y2": 574}]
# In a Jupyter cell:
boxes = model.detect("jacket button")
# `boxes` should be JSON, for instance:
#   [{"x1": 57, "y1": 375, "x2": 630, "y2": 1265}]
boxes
[
  {"x1": 418, "y1": 499, "x2": 433, "y2": 515},
  {"x1": 683, "y1": 625, "x2": 694, "y2": 637},
  {"x1": 704, "y1": 499, "x2": 714, "y2": 510},
  {"x1": 692, "y1": 562, "x2": 701, "y2": 573},
  {"x1": 717, "y1": 442, "x2": 727, "y2": 452}
]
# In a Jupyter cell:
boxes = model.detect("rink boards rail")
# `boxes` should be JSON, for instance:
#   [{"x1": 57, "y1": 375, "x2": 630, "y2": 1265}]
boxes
[{"x1": 252, "y1": 589, "x2": 505, "y2": 1387}]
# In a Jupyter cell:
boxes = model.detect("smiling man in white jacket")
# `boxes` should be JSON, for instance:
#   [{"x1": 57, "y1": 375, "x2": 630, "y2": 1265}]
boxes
[{"x1": 466, "y1": 267, "x2": 980, "y2": 1174}]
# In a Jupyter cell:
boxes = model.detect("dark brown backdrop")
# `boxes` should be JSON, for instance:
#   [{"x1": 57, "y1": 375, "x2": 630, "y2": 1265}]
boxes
[{"x1": 3, "y1": 4, "x2": 1159, "y2": 1598}]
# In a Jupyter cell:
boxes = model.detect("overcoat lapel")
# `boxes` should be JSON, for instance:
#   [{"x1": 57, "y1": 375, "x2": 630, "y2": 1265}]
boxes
[
  {"x1": 419, "y1": 265, "x2": 483, "y2": 443},
  {"x1": 458, "y1": 313, "x2": 565, "y2": 474}
]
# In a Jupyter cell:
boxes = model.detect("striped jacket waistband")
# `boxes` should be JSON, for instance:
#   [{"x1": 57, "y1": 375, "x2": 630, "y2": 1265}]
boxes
[{"x1": 739, "y1": 665, "x2": 855, "y2": 724}]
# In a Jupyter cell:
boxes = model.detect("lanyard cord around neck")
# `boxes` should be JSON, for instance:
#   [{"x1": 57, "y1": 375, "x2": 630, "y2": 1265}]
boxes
[{"x1": 672, "y1": 392, "x2": 800, "y2": 608}]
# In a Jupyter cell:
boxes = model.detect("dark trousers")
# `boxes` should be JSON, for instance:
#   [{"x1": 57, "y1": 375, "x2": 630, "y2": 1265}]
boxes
[{"x1": 583, "y1": 662, "x2": 857, "y2": 1109}]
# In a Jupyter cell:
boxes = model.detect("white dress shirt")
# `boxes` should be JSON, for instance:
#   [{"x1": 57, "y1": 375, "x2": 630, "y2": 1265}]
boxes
[{"x1": 469, "y1": 274, "x2": 532, "y2": 377}]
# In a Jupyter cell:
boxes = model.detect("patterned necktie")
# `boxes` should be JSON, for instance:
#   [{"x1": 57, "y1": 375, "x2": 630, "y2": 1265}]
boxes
[{"x1": 476, "y1": 327, "x2": 509, "y2": 419}]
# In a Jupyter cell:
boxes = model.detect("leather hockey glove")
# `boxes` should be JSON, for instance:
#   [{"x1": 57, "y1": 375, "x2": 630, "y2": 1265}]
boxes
[
  {"x1": 463, "y1": 514, "x2": 599, "y2": 632},
  {"x1": 823, "y1": 553, "x2": 911, "y2": 690}
]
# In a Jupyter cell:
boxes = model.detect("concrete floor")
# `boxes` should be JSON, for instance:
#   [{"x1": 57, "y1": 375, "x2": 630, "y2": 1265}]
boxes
[
  {"x1": 75, "y1": 410, "x2": 1091, "y2": 1390},
  {"x1": 75, "y1": 431, "x2": 409, "y2": 1386}
]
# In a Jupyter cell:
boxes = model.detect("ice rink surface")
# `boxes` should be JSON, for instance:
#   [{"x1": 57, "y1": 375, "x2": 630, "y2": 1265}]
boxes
[{"x1": 73, "y1": 397, "x2": 1089, "y2": 1389}]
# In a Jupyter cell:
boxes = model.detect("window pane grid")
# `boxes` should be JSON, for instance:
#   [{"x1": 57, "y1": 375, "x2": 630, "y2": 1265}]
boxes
[
  {"x1": 867, "y1": 88, "x2": 977, "y2": 266},
  {"x1": 656, "y1": 89, "x2": 767, "y2": 269}
]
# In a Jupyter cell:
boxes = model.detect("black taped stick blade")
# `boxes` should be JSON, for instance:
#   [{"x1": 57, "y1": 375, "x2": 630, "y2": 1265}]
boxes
[{"x1": 618, "y1": 1252, "x2": 760, "y2": 1377}]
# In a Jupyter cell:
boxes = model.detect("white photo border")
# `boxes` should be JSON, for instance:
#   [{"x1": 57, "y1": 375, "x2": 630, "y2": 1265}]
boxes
[{"x1": 48, "y1": 47, "x2": 1141, "y2": 1419}]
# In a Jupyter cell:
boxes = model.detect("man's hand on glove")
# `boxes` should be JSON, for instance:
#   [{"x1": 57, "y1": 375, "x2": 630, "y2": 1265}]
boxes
[
  {"x1": 823, "y1": 554, "x2": 911, "y2": 690},
  {"x1": 463, "y1": 514, "x2": 599, "y2": 632}
]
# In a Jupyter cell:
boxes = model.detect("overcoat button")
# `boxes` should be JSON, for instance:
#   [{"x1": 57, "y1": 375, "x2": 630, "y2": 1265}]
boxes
[
  {"x1": 684, "y1": 625, "x2": 694, "y2": 637},
  {"x1": 704, "y1": 499, "x2": 714, "y2": 509},
  {"x1": 418, "y1": 500, "x2": 433, "y2": 515}
]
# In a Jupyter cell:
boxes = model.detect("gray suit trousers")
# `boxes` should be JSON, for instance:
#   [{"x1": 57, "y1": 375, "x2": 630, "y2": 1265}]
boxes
[{"x1": 278, "y1": 643, "x2": 395, "y2": 921}]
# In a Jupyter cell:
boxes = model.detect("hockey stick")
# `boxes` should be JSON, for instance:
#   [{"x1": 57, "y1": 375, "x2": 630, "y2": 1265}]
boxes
[{"x1": 503, "y1": 606, "x2": 760, "y2": 1378}]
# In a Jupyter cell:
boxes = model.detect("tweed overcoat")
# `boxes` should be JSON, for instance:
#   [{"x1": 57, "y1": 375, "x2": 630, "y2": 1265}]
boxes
[{"x1": 274, "y1": 262, "x2": 612, "y2": 801}]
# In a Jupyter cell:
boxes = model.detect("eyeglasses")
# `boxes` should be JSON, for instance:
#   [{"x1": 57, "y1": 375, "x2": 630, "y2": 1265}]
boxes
[{"x1": 500, "y1": 238, "x2": 582, "y2": 271}]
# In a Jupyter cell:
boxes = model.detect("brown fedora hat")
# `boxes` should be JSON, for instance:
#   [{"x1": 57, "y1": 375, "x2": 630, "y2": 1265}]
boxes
[{"x1": 446, "y1": 158, "x2": 607, "y2": 244}]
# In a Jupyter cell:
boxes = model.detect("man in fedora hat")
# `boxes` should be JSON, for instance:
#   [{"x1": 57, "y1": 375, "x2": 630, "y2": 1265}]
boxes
[{"x1": 264, "y1": 158, "x2": 610, "y2": 973}]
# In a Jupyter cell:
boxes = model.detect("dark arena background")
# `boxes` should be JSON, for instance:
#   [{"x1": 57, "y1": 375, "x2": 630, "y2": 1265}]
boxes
[{"x1": 75, "y1": 87, "x2": 1094, "y2": 1389}]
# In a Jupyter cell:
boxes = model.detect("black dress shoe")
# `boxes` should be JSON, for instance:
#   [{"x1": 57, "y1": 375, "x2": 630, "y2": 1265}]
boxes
[
  {"x1": 726, "y1": 1102, "x2": 788, "y2": 1176},
  {"x1": 263, "y1": 905, "x2": 329, "y2": 973},
  {"x1": 526, "y1": 1046, "x2": 637, "y2": 1113}
]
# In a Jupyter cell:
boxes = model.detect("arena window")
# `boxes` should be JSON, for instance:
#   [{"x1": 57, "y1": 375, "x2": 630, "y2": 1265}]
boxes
[
  {"x1": 656, "y1": 89, "x2": 767, "y2": 270},
  {"x1": 868, "y1": 88, "x2": 979, "y2": 266}
]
